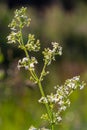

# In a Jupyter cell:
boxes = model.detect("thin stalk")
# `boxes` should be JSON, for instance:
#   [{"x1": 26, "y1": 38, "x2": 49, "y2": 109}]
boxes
[
  {"x1": 39, "y1": 61, "x2": 55, "y2": 129},
  {"x1": 24, "y1": 48, "x2": 38, "y2": 81},
  {"x1": 51, "y1": 124, "x2": 54, "y2": 130},
  {"x1": 38, "y1": 80, "x2": 52, "y2": 122},
  {"x1": 20, "y1": 36, "x2": 38, "y2": 81},
  {"x1": 51, "y1": 111, "x2": 55, "y2": 130},
  {"x1": 20, "y1": 27, "x2": 24, "y2": 46},
  {"x1": 30, "y1": 70, "x2": 38, "y2": 81},
  {"x1": 39, "y1": 61, "x2": 47, "y2": 81}
]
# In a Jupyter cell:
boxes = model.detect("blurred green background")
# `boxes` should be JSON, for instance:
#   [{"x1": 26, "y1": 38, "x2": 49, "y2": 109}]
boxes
[{"x1": 0, "y1": 1, "x2": 87, "y2": 130}]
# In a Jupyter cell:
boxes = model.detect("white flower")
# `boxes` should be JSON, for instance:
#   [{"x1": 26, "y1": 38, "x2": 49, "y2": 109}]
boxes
[
  {"x1": 56, "y1": 116, "x2": 62, "y2": 122},
  {"x1": 30, "y1": 63, "x2": 34, "y2": 68},
  {"x1": 80, "y1": 85, "x2": 84, "y2": 90},
  {"x1": 7, "y1": 35, "x2": 11, "y2": 41},
  {"x1": 25, "y1": 65, "x2": 29, "y2": 70},
  {"x1": 11, "y1": 27, "x2": 16, "y2": 31},
  {"x1": 58, "y1": 100, "x2": 64, "y2": 105},
  {"x1": 52, "y1": 42, "x2": 62, "y2": 55},
  {"x1": 73, "y1": 76, "x2": 80, "y2": 81},
  {"x1": 68, "y1": 82, "x2": 75, "y2": 89},
  {"x1": 28, "y1": 126, "x2": 37, "y2": 130},
  {"x1": 60, "y1": 106, "x2": 66, "y2": 111},
  {"x1": 23, "y1": 57, "x2": 28, "y2": 62},
  {"x1": 58, "y1": 95, "x2": 63, "y2": 100},
  {"x1": 38, "y1": 97, "x2": 48, "y2": 103}
]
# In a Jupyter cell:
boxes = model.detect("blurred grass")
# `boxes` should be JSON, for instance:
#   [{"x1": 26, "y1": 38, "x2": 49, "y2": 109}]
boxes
[{"x1": 0, "y1": 2, "x2": 87, "y2": 130}]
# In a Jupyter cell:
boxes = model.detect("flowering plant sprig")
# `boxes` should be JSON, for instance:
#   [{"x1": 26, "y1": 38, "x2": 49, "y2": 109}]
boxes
[
  {"x1": 7, "y1": 7, "x2": 85, "y2": 130},
  {"x1": 39, "y1": 76, "x2": 85, "y2": 124}
]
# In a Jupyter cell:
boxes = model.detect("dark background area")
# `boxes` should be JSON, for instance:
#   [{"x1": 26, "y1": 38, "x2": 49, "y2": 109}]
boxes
[{"x1": 2, "y1": 0, "x2": 87, "y2": 10}]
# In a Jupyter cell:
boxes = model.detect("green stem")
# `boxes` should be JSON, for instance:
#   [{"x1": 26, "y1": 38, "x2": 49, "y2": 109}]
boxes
[
  {"x1": 39, "y1": 62, "x2": 55, "y2": 129},
  {"x1": 51, "y1": 124, "x2": 54, "y2": 130},
  {"x1": 38, "y1": 80, "x2": 52, "y2": 122},
  {"x1": 20, "y1": 27, "x2": 24, "y2": 45},
  {"x1": 51, "y1": 111, "x2": 54, "y2": 130},
  {"x1": 39, "y1": 61, "x2": 47, "y2": 81}
]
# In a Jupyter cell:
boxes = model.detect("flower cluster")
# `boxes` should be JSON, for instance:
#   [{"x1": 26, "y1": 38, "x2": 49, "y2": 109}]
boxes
[
  {"x1": 39, "y1": 76, "x2": 85, "y2": 124},
  {"x1": 9, "y1": 7, "x2": 31, "y2": 30},
  {"x1": 25, "y1": 34, "x2": 40, "y2": 52},
  {"x1": 17, "y1": 57, "x2": 38, "y2": 71},
  {"x1": 43, "y1": 42, "x2": 62, "y2": 65},
  {"x1": 7, "y1": 31, "x2": 21, "y2": 44},
  {"x1": 39, "y1": 42, "x2": 62, "y2": 81},
  {"x1": 7, "y1": 7, "x2": 31, "y2": 44},
  {"x1": 7, "y1": 7, "x2": 40, "y2": 56}
]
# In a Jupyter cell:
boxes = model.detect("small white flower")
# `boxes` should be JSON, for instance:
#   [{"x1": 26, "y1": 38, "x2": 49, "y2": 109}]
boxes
[
  {"x1": 68, "y1": 82, "x2": 75, "y2": 89},
  {"x1": 60, "y1": 106, "x2": 66, "y2": 111},
  {"x1": 56, "y1": 116, "x2": 62, "y2": 122},
  {"x1": 23, "y1": 57, "x2": 28, "y2": 62},
  {"x1": 25, "y1": 66, "x2": 29, "y2": 70},
  {"x1": 73, "y1": 76, "x2": 80, "y2": 81},
  {"x1": 80, "y1": 85, "x2": 84, "y2": 90},
  {"x1": 21, "y1": 15, "x2": 24, "y2": 18},
  {"x1": 7, "y1": 35, "x2": 11, "y2": 41},
  {"x1": 38, "y1": 97, "x2": 48, "y2": 103},
  {"x1": 58, "y1": 100, "x2": 64, "y2": 105},
  {"x1": 58, "y1": 95, "x2": 63, "y2": 100},
  {"x1": 65, "y1": 90, "x2": 69, "y2": 95},
  {"x1": 12, "y1": 32, "x2": 17, "y2": 36},
  {"x1": 11, "y1": 27, "x2": 16, "y2": 31},
  {"x1": 28, "y1": 126, "x2": 37, "y2": 130},
  {"x1": 30, "y1": 63, "x2": 34, "y2": 68},
  {"x1": 18, "y1": 59, "x2": 21, "y2": 63}
]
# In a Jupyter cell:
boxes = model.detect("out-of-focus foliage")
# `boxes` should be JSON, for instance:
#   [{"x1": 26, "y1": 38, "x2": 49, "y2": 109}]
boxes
[
  {"x1": 0, "y1": 48, "x2": 5, "y2": 80},
  {"x1": 0, "y1": 48, "x2": 4, "y2": 63}
]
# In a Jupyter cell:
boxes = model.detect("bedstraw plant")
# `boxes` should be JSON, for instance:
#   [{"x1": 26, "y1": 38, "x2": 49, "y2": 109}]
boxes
[{"x1": 7, "y1": 7, "x2": 85, "y2": 130}]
